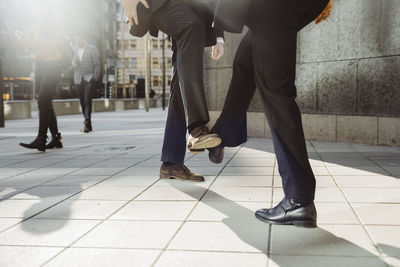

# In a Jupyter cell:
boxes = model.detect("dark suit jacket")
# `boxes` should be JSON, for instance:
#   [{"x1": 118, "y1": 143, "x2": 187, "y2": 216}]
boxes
[
  {"x1": 129, "y1": 0, "x2": 223, "y2": 47},
  {"x1": 213, "y1": 0, "x2": 249, "y2": 33}
]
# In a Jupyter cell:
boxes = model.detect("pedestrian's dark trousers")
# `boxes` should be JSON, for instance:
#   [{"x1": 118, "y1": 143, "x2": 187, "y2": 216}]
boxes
[
  {"x1": 212, "y1": 0, "x2": 329, "y2": 205},
  {"x1": 77, "y1": 80, "x2": 94, "y2": 125},
  {"x1": 36, "y1": 60, "x2": 62, "y2": 138},
  {"x1": 152, "y1": 0, "x2": 209, "y2": 133},
  {"x1": 161, "y1": 49, "x2": 187, "y2": 164}
]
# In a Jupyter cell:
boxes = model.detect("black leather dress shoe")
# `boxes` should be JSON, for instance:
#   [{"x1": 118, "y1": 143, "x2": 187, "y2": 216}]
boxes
[
  {"x1": 255, "y1": 197, "x2": 317, "y2": 228},
  {"x1": 19, "y1": 135, "x2": 47, "y2": 152},
  {"x1": 208, "y1": 145, "x2": 224, "y2": 164}
]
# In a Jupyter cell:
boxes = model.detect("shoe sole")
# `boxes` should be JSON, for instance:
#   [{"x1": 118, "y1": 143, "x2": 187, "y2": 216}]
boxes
[
  {"x1": 255, "y1": 213, "x2": 317, "y2": 228},
  {"x1": 188, "y1": 148, "x2": 205, "y2": 154},
  {"x1": 160, "y1": 174, "x2": 204, "y2": 182},
  {"x1": 190, "y1": 136, "x2": 222, "y2": 150}
]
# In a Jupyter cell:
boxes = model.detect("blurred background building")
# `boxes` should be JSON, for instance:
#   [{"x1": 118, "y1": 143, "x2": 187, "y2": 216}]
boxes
[
  {"x1": 115, "y1": 3, "x2": 173, "y2": 99},
  {"x1": 0, "y1": 0, "x2": 172, "y2": 101}
]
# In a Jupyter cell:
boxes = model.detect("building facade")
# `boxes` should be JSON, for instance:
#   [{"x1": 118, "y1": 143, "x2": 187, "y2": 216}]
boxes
[{"x1": 115, "y1": 2, "x2": 173, "y2": 99}]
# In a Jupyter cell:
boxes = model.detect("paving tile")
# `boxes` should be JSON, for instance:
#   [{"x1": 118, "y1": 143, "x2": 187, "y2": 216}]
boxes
[
  {"x1": 136, "y1": 185, "x2": 207, "y2": 201},
  {"x1": 71, "y1": 167, "x2": 125, "y2": 176},
  {"x1": 155, "y1": 251, "x2": 268, "y2": 267},
  {"x1": 72, "y1": 185, "x2": 146, "y2": 201},
  {"x1": 342, "y1": 188, "x2": 400, "y2": 203},
  {"x1": 44, "y1": 175, "x2": 109, "y2": 187},
  {"x1": 74, "y1": 221, "x2": 181, "y2": 249},
  {"x1": 226, "y1": 158, "x2": 275, "y2": 167},
  {"x1": 213, "y1": 175, "x2": 273, "y2": 187},
  {"x1": 153, "y1": 176, "x2": 214, "y2": 188},
  {"x1": 221, "y1": 167, "x2": 274, "y2": 176},
  {"x1": 47, "y1": 248, "x2": 161, "y2": 267},
  {"x1": 187, "y1": 166, "x2": 223, "y2": 176},
  {"x1": 316, "y1": 203, "x2": 359, "y2": 224},
  {"x1": 335, "y1": 175, "x2": 400, "y2": 188},
  {"x1": 116, "y1": 167, "x2": 160, "y2": 177},
  {"x1": 273, "y1": 176, "x2": 336, "y2": 188},
  {"x1": 110, "y1": 201, "x2": 196, "y2": 221},
  {"x1": 0, "y1": 199, "x2": 64, "y2": 218},
  {"x1": 205, "y1": 187, "x2": 272, "y2": 202},
  {"x1": 36, "y1": 200, "x2": 125, "y2": 220},
  {"x1": 0, "y1": 246, "x2": 64, "y2": 267},
  {"x1": 353, "y1": 203, "x2": 400, "y2": 225},
  {"x1": 327, "y1": 166, "x2": 390, "y2": 176},
  {"x1": 188, "y1": 201, "x2": 267, "y2": 222},
  {"x1": 11, "y1": 186, "x2": 83, "y2": 200},
  {"x1": 367, "y1": 226, "x2": 400, "y2": 257},
  {"x1": 273, "y1": 188, "x2": 347, "y2": 203},
  {"x1": 0, "y1": 168, "x2": 34, "y2": 176},
  {"x1": 270, "y1": 225, "x2": 379, "y2": 256},
  {"x1": 168, "y1": 221, "x2": 269, "y2": 253},
  {"x1": 0, "y1": 174, "x2": 59, "y2": 186},
  {"x1": 0, "y1": 218, "x2": 21, "y2": 231},
  {"x1": 269, "y1": 255, "x2": 386, "y2": 267},
  {"x1": 98, "y1": 175, "x2": 159, "y2": 187},
  {"x1": 27, "y1": 168, "x2": 79, "y2": 176},
  {"x1": 0, "y1": 219, "x2": 100, "y2": 246},
  {"x1": 0, "y1": 185, "x2": 31, "y2": 199}
]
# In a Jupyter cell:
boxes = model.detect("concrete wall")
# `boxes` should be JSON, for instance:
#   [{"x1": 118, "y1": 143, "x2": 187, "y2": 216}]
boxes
[
  {"x1": 5, "y1": 99, "x2": 167, "y2": 120},
  {"x1": 4, "y1": 101, "x2": 31, "y2": 120},
  {"x1": 204, "y1": 0, "x2": 400, "y2": 146}
]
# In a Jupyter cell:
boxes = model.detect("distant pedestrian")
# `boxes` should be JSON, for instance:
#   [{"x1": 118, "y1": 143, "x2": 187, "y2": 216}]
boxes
[
  {"x1": 72, "y1": 34, "x2": 100, "y2": 133},
  {"x1": 18, "y1": 13, "x2": 65, "y2": 152}
]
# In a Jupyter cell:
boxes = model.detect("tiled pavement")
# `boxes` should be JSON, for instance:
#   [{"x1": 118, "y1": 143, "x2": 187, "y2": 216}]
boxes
[{"x1": 0, "y1": 108, "x2": 399, "y2": 267}]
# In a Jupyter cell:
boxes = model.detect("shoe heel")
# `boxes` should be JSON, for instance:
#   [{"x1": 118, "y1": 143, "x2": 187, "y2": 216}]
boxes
[
  {"x1": 160, "y1": 174, "x2": 171, "y2": 179},
  {"x1": 293, "y1": 220, "x2": 317, "y2": 228}
]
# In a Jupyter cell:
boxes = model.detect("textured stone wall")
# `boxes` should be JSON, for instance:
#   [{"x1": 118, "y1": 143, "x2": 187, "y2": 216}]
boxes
[{"x1": 204, "y1": 0, "x2": 400, "y2": 117}]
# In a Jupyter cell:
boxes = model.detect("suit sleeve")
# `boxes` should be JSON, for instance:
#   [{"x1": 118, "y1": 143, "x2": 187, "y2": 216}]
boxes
[{"x1": 215, "y1": 28, "x2": 224, "y2": 39}]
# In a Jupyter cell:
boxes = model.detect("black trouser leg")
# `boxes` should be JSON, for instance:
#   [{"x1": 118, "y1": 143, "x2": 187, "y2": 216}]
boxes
[
  {"x1": 161, "y1": 51, "x2": 187, "y2": 164},
  {"x1": 37, "y1": 61, "x2": 61, "y2": 138},
  {"x1": 152, "y1": 0, "x2": 209, "y2": 132},
  {"x1": 212, "y1": 32, "x2": 255, "y2": 147},
  {"x1": 247, "y1": 0, "x2": 329, "y2": 204},
  {"x1": 78, "y1": 80, "x2": 93, "y2": 125},
  {"x1": 48, "y1": 102, "x2": 59, "y2": 137}
]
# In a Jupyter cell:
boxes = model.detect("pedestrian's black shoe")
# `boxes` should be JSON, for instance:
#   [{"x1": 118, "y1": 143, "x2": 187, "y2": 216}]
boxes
[
  {"x1": 255, "y1": 197, "x2": 317, "y2": 228},
  {"x1": 87, "y1": 123, "x2": 93, "y2": 132},
  {"x1": 46, "y1": 133, "x2": 63, "y2": 149},
  {"x1": 208, "y1": 145, "x2": 224, "y2": 164},
  {"x1": 81, "y1": 124, "x2": 90, "y2": 133},
  {"x1": 19, "y1": 135, "x2": 47, "y2": 152}
]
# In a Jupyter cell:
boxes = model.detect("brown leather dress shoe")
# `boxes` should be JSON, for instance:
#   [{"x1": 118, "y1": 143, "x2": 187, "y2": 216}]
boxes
[
  {"x1": 160, "y1": 163, "x2": 205, "y2": 182},
  {"x1": 187, "y1": 126, "x2": 221, "y2": 151}
]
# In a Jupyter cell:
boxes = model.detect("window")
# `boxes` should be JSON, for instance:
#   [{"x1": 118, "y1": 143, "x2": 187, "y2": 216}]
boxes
[
  {"x1": 152, "y1": 76, "x2": 160, "y2": 86},
  {"x1": 131, "y1": 58, "x2": 137, "y2": 67},
  {"x1": 124, "y1": 59, "x2": 129, "y2": 68},
  {"x1": 130, "y1": 40, "x2": 137, "y2": 49},
  {"x1": 167, "y1": 58, "x2": 172, "y2": 67},
  {"x1": 123, "y1": 40, "x2": 130, "y2": 50},
  {"x1": 152, "y1": 58, "x2": 159, "y2": 67},
  {"x1": 117, "y1": 59, "x2": 122, "y2": 68},
  {"x1": 152, "y1": 40, "x2": 158, "y2": 49}
]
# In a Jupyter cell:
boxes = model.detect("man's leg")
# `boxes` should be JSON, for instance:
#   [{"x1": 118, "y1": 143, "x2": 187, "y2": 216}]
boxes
[
  {"x1": 253, "y1": 0, "x2": 329, "y2": 227},
  {"x1": 161, "y1": 53, "x2": 186, "y2": 164},
  {"x1": 151, "y1": 0, "x2": 217, "y2": 141},
  {"x1": 212, "y1": 32, "x2": 256, "y2": 147},
  {"x1": 83, "y1": 81, "x2": 93, "y2": 128},
  {"x1": 77, "y1": 81, "x2": 86, "y2": 123}
]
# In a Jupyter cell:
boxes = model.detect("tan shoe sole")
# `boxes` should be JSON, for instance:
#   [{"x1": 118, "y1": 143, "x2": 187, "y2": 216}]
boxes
[
  {"x1": 160, "y1": 174, "x2": 204, "y2": 182},
  {"x1": 189, "y1": 135, "x2": 222, "y2": 150}
]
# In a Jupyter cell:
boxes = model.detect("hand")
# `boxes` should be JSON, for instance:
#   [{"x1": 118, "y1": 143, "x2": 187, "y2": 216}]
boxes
[
  {"x1": 122, "y1": 0, "x2": 150, "y2": 26},
  {"x1": 211, "y1": 42, "x2": 224, "y2": 60},
  {"x1": 315, "y1": 0, "x2": 334, "y2": 24}
]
